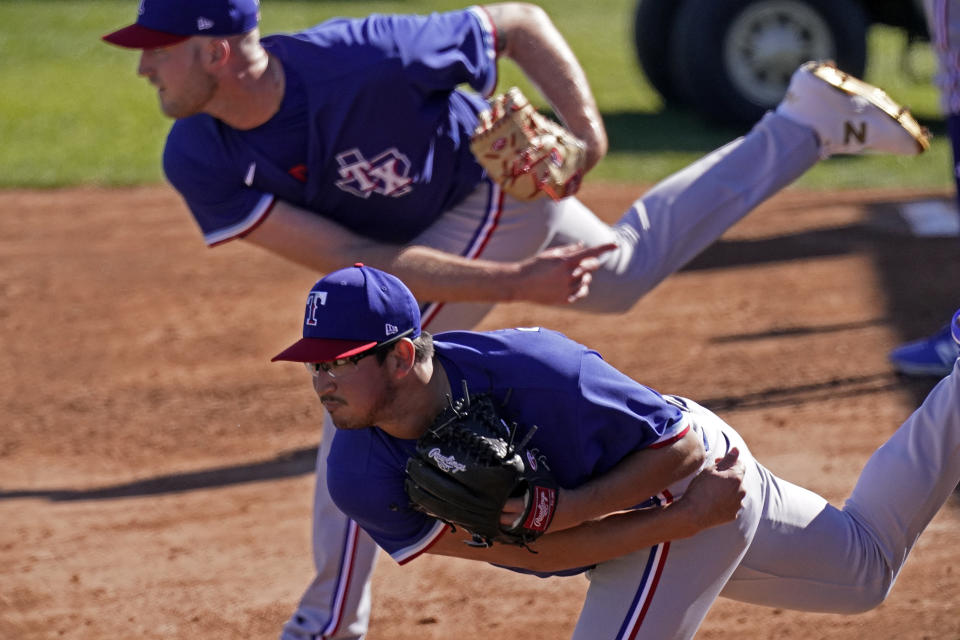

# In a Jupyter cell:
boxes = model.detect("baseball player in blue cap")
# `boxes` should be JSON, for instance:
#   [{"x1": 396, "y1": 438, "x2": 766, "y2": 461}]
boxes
[
  {"x1": 273, "y1": 264, "x2": 960, "y2": 640},
  {"x1": 103, "y1": 2, "x2": 932, "y2": 638}
]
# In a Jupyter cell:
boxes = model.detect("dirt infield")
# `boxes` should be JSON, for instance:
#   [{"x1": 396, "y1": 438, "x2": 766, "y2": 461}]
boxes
[{"x1": 2, "y1": 183, "x2": 959, "y2": 639}]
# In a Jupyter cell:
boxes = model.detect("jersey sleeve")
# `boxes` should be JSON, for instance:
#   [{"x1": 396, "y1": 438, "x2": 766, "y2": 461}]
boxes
[
  {"x1": 574, "y1": 349, "x2": 688, "y2": 474},
  {"x1": 375, "y1": 7, "x2": 498, "y2": 98},
  {"x1": 326, "y1": 428, "x2": 449, "y2": 564},
  {"x1": 162, "y1": 118, "x2": 276, "y2": 246}
]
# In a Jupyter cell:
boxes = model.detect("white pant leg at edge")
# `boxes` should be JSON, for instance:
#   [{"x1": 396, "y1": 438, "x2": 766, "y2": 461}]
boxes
[
  {"x1": 571, "y1": 402, "x2": 765, "y2": 640},
  {"x1": 281, "y1": 412, "x2": 377, "y2": 640},
  {"x1": 722, "y1": 358, "x2": 960, "y2": 611},
  {"x1": 563, "y1": 111, "x2": 821, "y2": 314}
]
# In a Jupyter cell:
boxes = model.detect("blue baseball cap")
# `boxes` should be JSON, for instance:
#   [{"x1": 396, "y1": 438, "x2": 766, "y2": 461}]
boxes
[
  {"x1": 102, "y1": 0, "x2": 260, "y2": 49},
  {"x1": 272, "y1": 264, "x2": 422, "y2": 364}
]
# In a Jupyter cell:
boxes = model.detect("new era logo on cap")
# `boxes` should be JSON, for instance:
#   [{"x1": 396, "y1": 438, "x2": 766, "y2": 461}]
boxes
[{"x1": 197, "y1": 16, "x2": 215, "y2": 30}]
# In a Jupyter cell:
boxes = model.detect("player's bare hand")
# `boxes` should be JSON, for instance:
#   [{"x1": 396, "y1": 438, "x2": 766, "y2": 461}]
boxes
[
  {"x1": 677, "y1": 447, "x2": 746, "y2": 534},
  {"x1": 500, "y1": 488, "x2": 577, "y2": 532},
  {"x1": 500, "y1": 496, "x2": 526, "y2": 528},
  {"x1": 514, "y1": 242, "x2": 618, "y2": 305}
]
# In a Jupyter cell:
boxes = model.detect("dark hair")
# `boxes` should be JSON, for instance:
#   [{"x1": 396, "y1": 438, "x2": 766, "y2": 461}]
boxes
[{"x1": 374, "y1": 331, "x2": 434, "y2": 364}]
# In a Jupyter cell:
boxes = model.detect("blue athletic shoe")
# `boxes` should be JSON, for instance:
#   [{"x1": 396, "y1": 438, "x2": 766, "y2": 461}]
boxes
[
  {"x1": 952, "y1": 309, "x2": 960, "y2": 348},
  {"x1": 888, "y1": 322, "x2": 960, "y2": 378}
]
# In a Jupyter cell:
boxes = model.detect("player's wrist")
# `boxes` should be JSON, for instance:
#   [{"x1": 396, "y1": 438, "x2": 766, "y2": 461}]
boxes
[
  {"x1": 501, "y1": 260, "x2": 531, "y2": 302},
  {"x1": 546, "y1": 487, "x2": 582, "y2": 532},
  {"x1": 664, "y1": 498, "x2": 707, "y2": 539}
]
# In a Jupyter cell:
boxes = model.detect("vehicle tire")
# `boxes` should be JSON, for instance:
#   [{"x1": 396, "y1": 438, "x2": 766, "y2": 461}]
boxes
[
  {"x1": 668, "y1": 0, "x2": 868, "y2": 125},
  {"x1": 632, "y1": 0, "x2": 685, "y2": 106}
]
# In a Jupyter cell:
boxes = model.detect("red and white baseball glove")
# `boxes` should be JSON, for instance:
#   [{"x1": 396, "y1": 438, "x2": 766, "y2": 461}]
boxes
[{"x1": 470, "y1": 87, "x2": 586, "y2": 201}]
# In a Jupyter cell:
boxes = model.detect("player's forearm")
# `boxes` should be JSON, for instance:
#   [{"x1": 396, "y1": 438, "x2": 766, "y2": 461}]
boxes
[
  {"x1": 243, "y1": 201, "x2": 525, "y2": 303},
  {"x1": 386, "y1": 244, "x2": 525, "y2": 302},
  {"x1": 245, "y1": 200, "x2": 608, "y2": 306},
  {"x1": 433, "y1": 447, "x2": 744, "y2": 573},
  {"x1": 529, "y1": 506, "x2": 704, "y2": 571},
  {"x1": 483, "y1": 2, "x2": 608, "y2": 170},
  {"x1": 551, "y1": 429, "x2": 706, "y2": 532},
  {"x1": 436, "y1": 502, "x2": 704, "y2": 573}
]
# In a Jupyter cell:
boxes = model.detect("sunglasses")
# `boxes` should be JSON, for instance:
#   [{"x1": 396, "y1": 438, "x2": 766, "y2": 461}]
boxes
[
  {"x1": 303, "y1": 329, "x2": 414, "y2": 379},
  {"x1": 303, "y1": 349, "x2": 380, "y2": 379}
]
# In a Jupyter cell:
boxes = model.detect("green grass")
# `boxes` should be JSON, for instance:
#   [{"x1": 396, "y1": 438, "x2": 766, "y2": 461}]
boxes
[{"x1": 0, "y1": 0, "x2": 951, "y2": 190}]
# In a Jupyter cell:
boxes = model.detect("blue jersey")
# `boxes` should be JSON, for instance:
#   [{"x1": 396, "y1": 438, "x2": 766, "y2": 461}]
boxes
[
  {"x1": 326, "y1": 328, "x2": 688, "y2": 577},
  {"x1": 163, "y1": 7, "x2": 496, "y2": 246}
]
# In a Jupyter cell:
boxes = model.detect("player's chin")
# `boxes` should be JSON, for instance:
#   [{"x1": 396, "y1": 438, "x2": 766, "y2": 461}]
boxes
[
  {"x1": 322, "y1": 400, "x2": 340, "y2": 416},
  {"x1": 158, "y1": 98, "x2": 183, "y2": 119},
  {"x1": 158, "y1": 96, "x2": 201, "y2": 120},
  {"x1": 324, "y1": 405, "x2": 364, "y2": 430},
  {"x1": 329, "y1": 417, "x2": 367, "y2": 431}
]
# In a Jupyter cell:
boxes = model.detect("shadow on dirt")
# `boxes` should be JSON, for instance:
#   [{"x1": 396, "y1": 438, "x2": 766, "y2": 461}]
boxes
[
  {"x1": 3, "y1": 199, "x2": 954, "y2": 503},
  {"x1": 0, "y1": 446, "x2": 318, "y2": 502},
  {"x1": 685, "y1": 202, "x2": 958, "y2": 410},
  {"x1": 698, "y1": 373, "x2": 905, "y2": 412}
]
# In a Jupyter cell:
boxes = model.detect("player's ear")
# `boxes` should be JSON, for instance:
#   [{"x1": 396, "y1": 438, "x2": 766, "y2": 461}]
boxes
[
  {"x1": 386, "y1": 339, "x2": 416, "y2": 379},
  {"x1": 204, "y1": 38, "x2": 231, "y2": 69}
]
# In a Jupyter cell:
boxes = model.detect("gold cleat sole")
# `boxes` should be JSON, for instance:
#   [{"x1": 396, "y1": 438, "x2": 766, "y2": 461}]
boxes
[{"x1": 806, "y1": 61, "x2": 931, "y2": 154}]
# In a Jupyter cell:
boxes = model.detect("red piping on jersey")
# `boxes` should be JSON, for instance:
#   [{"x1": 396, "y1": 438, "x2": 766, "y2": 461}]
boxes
[
  {"x1": 478, "y1": 5, "x2": 499, "y2": 57},
  {"x1": 237, "y1": 197, "x2": 277, "y2": 241},
  {"x1": 208, "y1": 195, "x2": 277, "y2": 247},
  {"x1": 398, "y1": 523, "x2": 449, "y2": 565},
  {"x1": 476, "y1": 4, "x2": 500, "y2": 96},
  {"x1": 648, "y1": 424, "x2": 690, "y2": 449}
]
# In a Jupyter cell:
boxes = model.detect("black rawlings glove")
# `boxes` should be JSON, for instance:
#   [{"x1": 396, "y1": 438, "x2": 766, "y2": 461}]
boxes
[{"x1": 404, "y1": 387, "x2": 558, "y2": 548}]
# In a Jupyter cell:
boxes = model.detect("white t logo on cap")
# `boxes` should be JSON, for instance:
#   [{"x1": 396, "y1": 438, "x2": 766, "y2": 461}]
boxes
[{"x1": 305, "y1": 291, "x2": 328, "y2": 326}]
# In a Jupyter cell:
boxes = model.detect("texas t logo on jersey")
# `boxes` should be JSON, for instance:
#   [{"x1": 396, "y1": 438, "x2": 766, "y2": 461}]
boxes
[
  {"x1": 304, "y1": 291, "x2": 328, "y2": 326},
  {"x1": 335, "y1": 148, "x2": 414, "y2": 199}
]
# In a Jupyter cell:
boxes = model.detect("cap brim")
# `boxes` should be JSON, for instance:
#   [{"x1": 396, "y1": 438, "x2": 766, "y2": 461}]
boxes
[
  {"x1": 271, "y1": 338, "x2": 377, "y2": 363},
  {"x1": 102, "y1": 24, "x2": 190, "y2": 49}
]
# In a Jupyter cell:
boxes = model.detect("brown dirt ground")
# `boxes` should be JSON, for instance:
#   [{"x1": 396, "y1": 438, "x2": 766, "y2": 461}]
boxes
[{"x1": 1, "y1": 182, "x2": 959, "y2": 640}]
